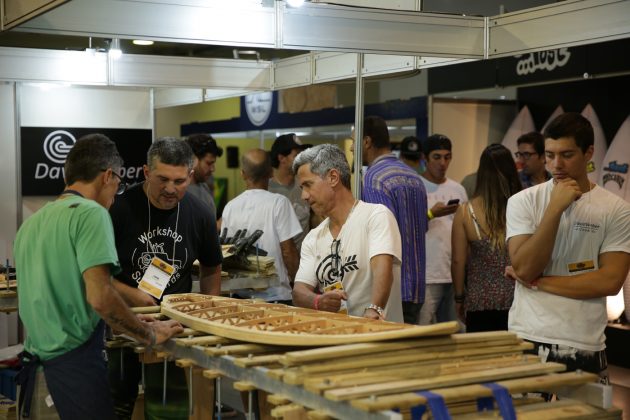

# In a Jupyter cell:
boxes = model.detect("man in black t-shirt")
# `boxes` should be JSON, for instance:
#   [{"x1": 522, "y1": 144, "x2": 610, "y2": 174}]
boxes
[{"x1": 108, "y1": 137, "x2": 222, "y2": 420}]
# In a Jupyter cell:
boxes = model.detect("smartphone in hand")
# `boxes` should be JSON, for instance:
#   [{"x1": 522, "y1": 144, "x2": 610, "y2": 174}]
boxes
[{"x1": 447, "y1": 199, "x2": 460, "y2": 205}]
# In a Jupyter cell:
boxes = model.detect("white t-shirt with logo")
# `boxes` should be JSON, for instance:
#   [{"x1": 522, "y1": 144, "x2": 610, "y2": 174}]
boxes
[
  {"x1": 222, "y1": 189, "x2": 302, "y2": 301},
  {"x1": 295, "y1": 201, "x2": 403, "y2": 323},
  {"x1": 507, "y1": 180, "x2": 630, "y2": 351},
  {"x1": 420, "y1": 177, "x2": 468, "y2": 284}
]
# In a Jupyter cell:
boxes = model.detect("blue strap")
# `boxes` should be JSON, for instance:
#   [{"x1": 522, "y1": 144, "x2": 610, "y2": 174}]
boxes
[
  {"x1": 476, "y1": 396, "x2": 494, "y2": 411},
  {"x1": 482, "y1": 382, "x2": 516, "y2": 420},
  {"x1": 410, "y1": 391, "x2": 451, "y2": 420}
]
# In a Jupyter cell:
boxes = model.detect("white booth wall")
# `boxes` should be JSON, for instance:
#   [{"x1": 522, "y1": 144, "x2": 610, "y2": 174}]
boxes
[{"x1": 0, "y1": 83, "x2": 153, "y2": 347}]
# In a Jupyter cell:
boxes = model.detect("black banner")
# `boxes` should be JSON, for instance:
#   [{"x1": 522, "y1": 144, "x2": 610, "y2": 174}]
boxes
[
  {"x1": 428, "y1": 38, "x2": 630, "y2": 94},
  {"x1": 21, "y1": 127, "x2": 152, "y2": 196}
]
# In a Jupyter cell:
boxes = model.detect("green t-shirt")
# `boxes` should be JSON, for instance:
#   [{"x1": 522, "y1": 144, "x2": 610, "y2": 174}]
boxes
[{"x1": 15, "y1": 196, "x2": 121, "y2": 361}]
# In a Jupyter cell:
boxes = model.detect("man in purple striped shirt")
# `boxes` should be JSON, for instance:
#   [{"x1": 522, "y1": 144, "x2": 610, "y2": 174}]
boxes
[{"x1": 352, "y1": 116, "x2": 428, "y2": 324}]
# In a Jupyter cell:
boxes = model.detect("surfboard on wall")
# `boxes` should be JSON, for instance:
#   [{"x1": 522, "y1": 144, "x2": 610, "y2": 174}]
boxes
[
  {"x1": 599, "y1": 114, "x2": 630, "y2": 321},
  {"x1": 582, "y1": 104, "x2": 608, "y2": 185},
  {"x1": 540, "y1": 105, "x2": 564, "y2": 134},
  {"x1": 501, "y1": 105, "x2": 536, "y2": 158}
]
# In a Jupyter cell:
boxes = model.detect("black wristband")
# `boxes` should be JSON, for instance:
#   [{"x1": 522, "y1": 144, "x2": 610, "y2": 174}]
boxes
[{"x1": 454, "y1": 294, "x2": 465, "y2": 303}]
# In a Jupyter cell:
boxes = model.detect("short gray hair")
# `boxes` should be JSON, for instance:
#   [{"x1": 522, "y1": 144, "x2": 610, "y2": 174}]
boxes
[
  {"x1": 147, "y1": 137, "x2": 194, "y2": 170},
  {"x1": 292, "y1": 144, "x2": 351, "y2": 189}
]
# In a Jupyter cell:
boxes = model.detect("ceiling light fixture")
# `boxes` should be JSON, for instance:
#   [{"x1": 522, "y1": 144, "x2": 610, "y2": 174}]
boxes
[
  {"x1": 133, "y1": 40, "x2": 154, "y2": 46},
  {"x1": 109, "y1": 38, "x2": 123, "y2": 60},
  {"x1": 286, "y1": 0, "x2": 305, "y2": 7},
  {"x1": 232, "y1": 49, "x2": 261, "y2": 61}
]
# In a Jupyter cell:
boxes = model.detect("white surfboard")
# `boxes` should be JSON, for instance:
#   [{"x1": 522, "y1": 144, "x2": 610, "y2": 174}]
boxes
[
  {"x1": 581, "y1": 104, "x2": 608, "y2": 185},
  {"x1": 501, "y1": 105, "x2": 536, "y2": 158},
  {"x1": 600, "y1": 115, "x2": 630, "y2": 199},
  {"x1": 600, "y1": 114, "x2": 630, "y2": 320},
  {"x1": 540, "y1": 105, "x2": 564, "y2": 134}
]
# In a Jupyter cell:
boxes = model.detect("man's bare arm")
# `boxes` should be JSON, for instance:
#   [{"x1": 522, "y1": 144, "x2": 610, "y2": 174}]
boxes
[
  {"x1": 280, "y1": 239, "x2": 299, "y2": 284},
  {"x1": 365, "y1": 254, "x2": 394, "y2": 320},
  {"x1": 84, "y1": 265, "x2": 183, "y2": 345},
  {"x1": 529, "y1": 252, "x2": 630, "y2": 299},
  {"x1": 509, "y1": 179, "x2": 583, "y2": 282},
  {"x1": 111, "y1": 278, "x2": 158, "y2": 307},
  {"x1": 199, "y1": 263, "x2": 222, "y2": 295}
]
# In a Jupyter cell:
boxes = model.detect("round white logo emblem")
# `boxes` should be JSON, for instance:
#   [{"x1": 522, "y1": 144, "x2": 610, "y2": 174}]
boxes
[
  {"x1": 244, "y1": 92, "x2": 273, "y2": 127},
  {"x1": 43, "y1": 130, "x2": 76, "y2": 164}
]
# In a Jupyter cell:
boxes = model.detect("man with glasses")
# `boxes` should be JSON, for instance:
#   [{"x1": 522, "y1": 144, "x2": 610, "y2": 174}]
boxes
[
  {"x1": 14, "y1": 134, "x2": 183, "y2": 420},
  {"x1": 185, "y1": 132, "x2": 223, "y2": 217},
  {"x1": 108, "y1": 137, "x2": 222, "y2": 420},
  {"x1": 516, "y1": 131, "x2": 552, "y2": 188},
  {"x1": 292, "y1": 144, "x2": 403, "y2": 322}
]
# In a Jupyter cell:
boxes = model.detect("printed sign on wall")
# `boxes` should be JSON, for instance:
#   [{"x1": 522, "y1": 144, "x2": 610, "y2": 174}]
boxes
[{"x1": 21, "y1": 127, "x2": 152, "y2": 196}]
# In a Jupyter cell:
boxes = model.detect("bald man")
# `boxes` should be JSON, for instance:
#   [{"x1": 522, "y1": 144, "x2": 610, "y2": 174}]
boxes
[{"x1": 221, "y1": 149, "x2": 302, "y2": 304}]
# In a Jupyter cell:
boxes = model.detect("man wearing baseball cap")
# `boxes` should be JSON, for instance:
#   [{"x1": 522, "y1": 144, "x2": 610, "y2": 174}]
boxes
[
  {"x1": 269, "y1": 133, "x2": 311, "y2": 250},
  {"x1": 399, "y1": 135, "x2": 425, "y2": 174}
]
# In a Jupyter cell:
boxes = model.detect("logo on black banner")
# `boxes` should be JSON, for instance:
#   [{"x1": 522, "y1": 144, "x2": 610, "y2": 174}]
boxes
[{"x1": 43, "y1": 130, "x2": 76, "y2": 164}]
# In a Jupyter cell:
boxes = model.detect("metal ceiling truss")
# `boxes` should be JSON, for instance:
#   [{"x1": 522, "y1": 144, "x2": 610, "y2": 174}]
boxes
[{"x1": 1, "y1": 0, "x2": 628, "y2": 108}]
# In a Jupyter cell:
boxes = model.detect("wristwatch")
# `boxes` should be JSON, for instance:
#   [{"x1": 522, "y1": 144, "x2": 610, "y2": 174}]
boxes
[{"x1": 365, "y1": 303, "x2": 385, "y2": 317}]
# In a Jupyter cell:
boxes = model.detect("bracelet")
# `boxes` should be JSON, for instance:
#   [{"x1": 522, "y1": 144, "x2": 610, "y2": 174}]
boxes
[
  {"x1": 427, "y1": 209, "x2": 435, "y2": 220},
  {"x1": 313, "y1": 294, "x2": 321, "y2": 310},
  {"x1": 365, "y1": 303, "x2": 385, "y2": 317},
  {"x1": 454, "y1": 293, "x2": 465, "y2": 303}
]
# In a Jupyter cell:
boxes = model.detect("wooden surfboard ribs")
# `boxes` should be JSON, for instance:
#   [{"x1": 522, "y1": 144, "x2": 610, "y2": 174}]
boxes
[{"x1": 160, "y1": 293, "x2": 459, "y2": 346}]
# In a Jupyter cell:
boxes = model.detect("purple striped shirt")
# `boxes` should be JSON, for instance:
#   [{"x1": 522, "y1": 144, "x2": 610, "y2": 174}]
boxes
[{"x1": 362, "y1": 154, "x2": 428, "y2": 304}]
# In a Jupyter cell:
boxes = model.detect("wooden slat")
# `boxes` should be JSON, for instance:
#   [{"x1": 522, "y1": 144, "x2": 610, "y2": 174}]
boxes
[
  {"x1": 303, "y1": 354, "x2": 540, "y2": 393},
  {"x1": 280, "y1": 331, "x2": 518, "y2": 366},
  {"x1": 234, "y1": 381, "x2": 257, "y2": 391},
  {"x1": 234, "y1": 354, "x2": 285, "y2": 368},
  {"x1": 131, "y1": 305, "x2": 161, "y2": 314},
  {"x1": 456, "y1": 399, "x2": 621, "y2": 419},
  {"x1": 204, "y1": 343, "x2": 288, "y2": 357},
  {"x1": 203, "y1": 369, "x2": 221, "y2": 379},
  {"x1": 324, "y1": 362, "x2": 566, "y2": 401},
  {"x1": 174, "y1": 335, "x2": 233, "y2": 347},
  {"x1": 283, "y1": 342, "x2": 533, "y2": 384},
  {"x1": 267, "y1": 394, "x2": 291, "y2": 406},
  {"x1": 351, "y1": 371, "x2": 598, "y2": 412}
]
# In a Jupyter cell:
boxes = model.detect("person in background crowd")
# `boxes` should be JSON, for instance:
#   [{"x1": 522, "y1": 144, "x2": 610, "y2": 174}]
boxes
[
  {"x1": 516, "y1": 131, "x2": 552, "y2": 188},
  {"x1": 419, "y1": 134, "x2": 468, "y2": 326},
  {"x1": 269, "y1": 133, "x2": 311, "y2": 250},
  {"x1": 358, "y1": 117, "x2": 428, "y2": 324},
  {"x1": 507, "y1": 112, "x2": 630, "y2": 382},
  {"x1": 108, "y1": 137, "x2": 222, "y2": 420},
  {"x1": 292, "y1": 144, "x2": 404, "y2": 322},
  {"x1": 184, "y1": 132, "x2": 223, "y2": 217},
  {"x1": 451, "y1": 143, "x2": 521, "y2": 332},
  {"x1": 398, "y1": 135, "x2": 425, "y2": 174},
  {"x1": 222, "y1": 148, "x2": 302, "y2": 304},
  {"x1": 14, "y1": 134, "x2": 182, "y2": 420}
]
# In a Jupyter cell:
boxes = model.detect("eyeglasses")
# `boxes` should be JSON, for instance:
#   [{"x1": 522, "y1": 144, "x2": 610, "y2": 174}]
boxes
[
  {"x1": 331, "y1": 239, "x2": 341, "y2": 279},
  {"x1": 514, "y1": 151, "x2": 538, "y2": 160},
  {"x1": 103, "y1": 169, "x2": 127, "y2": 195}
]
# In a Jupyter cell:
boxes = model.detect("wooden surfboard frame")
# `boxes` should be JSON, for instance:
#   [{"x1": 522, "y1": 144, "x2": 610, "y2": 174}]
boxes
[{"x1": 161, "y1": 293, "x2": 459, "y2": 346}]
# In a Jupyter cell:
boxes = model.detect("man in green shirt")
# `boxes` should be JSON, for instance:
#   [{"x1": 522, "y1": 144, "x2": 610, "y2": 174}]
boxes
[{"x1": 14, "y1": 134, "x2": 183, "y2": 420}]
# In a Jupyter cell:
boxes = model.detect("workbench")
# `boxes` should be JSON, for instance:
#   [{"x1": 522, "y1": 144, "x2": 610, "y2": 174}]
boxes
[{"x1": 119, "y1": 325, "x2": 620, "y2": 420}]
